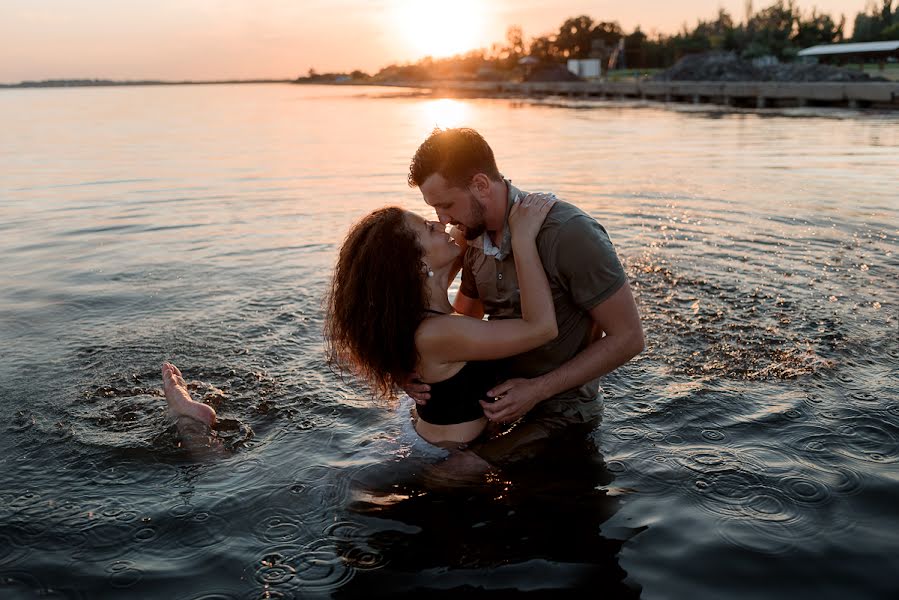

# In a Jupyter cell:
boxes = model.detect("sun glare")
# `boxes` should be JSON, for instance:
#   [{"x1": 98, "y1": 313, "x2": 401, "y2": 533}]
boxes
[
  {"x1": 418, "y1": 98, "x2": 471, "y2": 130},
  {"x1": 391, "y1": 0, "x2": 487, "y2": 59}
]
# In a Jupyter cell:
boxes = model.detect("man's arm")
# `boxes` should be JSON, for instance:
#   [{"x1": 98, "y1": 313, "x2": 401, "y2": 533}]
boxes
[{"x1": 480, "y1": 283, "x2": 644, "y2": 423}]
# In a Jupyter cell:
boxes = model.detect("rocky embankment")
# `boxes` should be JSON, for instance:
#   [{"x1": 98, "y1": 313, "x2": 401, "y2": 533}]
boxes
[{"x1": 653, "y1": 51, "x2": 886, "y2": 82}]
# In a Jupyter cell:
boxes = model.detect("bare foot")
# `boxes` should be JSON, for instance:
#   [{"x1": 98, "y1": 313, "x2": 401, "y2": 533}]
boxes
[{"x1": 161, "y1": 362, "x2": 217, "y2": 427}]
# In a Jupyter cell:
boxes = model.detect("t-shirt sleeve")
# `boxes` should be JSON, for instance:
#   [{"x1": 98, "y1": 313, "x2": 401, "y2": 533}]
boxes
[
  {"x1": 552, "y1": 216, "x2": 627, "y2": 311},
  {"x1": 459, "y1": 248, "x2": 479, "y2": 299}
]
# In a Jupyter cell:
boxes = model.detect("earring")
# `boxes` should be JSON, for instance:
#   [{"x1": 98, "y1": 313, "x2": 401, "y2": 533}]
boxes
[{"x1": 423, "y1": 264, "x2": 434, "y2": 278}]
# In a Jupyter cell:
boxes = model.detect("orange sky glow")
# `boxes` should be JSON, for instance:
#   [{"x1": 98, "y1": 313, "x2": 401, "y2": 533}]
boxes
[{"x1": 0, "y1": 0, "x2": 869, "y2": 83}]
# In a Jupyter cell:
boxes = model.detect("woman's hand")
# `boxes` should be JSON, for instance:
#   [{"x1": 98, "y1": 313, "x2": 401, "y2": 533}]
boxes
[{"x1": 509, "y1": 192, "x2": 557, "y2": 242}]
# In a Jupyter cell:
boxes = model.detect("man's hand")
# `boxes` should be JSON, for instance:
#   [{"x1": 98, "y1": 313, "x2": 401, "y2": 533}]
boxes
[
  {"x1": 479, "y1": 377, "x2": 547, "y2": 423},
  {"x1": 400, "y1": 372, "x2": 431, "y2": 405}
]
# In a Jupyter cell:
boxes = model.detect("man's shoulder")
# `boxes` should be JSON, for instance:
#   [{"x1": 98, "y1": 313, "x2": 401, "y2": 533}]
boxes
[
  {"x1": 540, "y1": 199, "x2": 608, "y2": 242},
  {"x1": 544, "y1": 199, "x2": 593, "y2": 227}
]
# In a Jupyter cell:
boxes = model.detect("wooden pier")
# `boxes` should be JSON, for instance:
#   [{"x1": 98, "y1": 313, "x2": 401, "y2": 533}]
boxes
[{"x1": 424, "y1": 80, "x2": 899, "y2": 110}]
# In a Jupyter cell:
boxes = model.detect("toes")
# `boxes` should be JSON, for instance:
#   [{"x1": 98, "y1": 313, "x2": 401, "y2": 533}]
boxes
[{"x1": 171, "y1": 364, "x2": 183, "y2": 377}]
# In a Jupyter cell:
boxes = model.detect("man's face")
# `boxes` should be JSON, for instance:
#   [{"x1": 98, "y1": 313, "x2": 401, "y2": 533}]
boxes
[{"x1": 419, "y1": 173, "x2": 486, "y2": 241}]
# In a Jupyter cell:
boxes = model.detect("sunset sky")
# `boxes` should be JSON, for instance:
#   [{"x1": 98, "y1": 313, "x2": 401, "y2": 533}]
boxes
[{"x1": 1, "y1": 0, "x2": 868, "y2": 83}]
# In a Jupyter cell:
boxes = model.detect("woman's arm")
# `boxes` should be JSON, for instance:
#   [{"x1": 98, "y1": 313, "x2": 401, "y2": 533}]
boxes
[{"x1": 416, "y1": 194, "x2": 558, "y2": 363}]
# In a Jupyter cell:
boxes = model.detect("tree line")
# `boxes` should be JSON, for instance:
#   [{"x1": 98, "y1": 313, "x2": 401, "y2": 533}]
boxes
[{"x1": 300, "y1": 0, "x2": 899, "y2": 82}]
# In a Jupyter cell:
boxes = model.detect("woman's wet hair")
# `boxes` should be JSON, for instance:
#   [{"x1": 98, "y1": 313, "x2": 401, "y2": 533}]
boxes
[
  {"x1": 324, "y1": 206, "x2": 428, "y2": 399},
  {"x1": 408, "y1": 127, "x2": 502, "y2": 189}
]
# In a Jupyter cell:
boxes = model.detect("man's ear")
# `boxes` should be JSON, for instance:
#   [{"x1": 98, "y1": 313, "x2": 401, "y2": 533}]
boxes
[{"x1": 469, "y1": 173, "x2": 491, "y2": 197}]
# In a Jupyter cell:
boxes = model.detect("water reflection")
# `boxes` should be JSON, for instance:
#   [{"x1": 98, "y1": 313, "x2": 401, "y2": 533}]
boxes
[
  {"x1": 0, "y1": 84, "x2": 896, "y2": 598},
  {"x1": 339, "y1": 431, "x2": 642, "y2": 595},
  {"x1": 417, "y1": 97, "x2": 472, "y2": 131}
]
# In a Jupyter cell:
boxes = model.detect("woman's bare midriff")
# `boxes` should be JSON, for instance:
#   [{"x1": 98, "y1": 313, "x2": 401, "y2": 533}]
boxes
[{"x1": 413, "y1": 412, "x2": 487, "y2": 446}]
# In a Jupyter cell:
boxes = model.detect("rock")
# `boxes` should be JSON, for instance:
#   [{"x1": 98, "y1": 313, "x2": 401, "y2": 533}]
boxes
[{"x1": 653, "y1": 51, "x2": 887, "y2": 82}]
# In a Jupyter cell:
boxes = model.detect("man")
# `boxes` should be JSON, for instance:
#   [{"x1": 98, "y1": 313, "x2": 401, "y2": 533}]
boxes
[{"x1": 405, "y1": 127, "x2": 644, "y2": 464}]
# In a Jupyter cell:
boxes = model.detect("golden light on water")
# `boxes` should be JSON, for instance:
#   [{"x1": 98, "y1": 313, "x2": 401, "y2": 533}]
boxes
[
  {"x1": 418, "y1": 98, "x2": 471, "y2": 130},
  {"x1": 391, "y1": 0, "x2": 487, "y2": 59}
]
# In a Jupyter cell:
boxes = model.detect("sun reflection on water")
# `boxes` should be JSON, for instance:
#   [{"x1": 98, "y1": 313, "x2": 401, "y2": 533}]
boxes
[{"x1": 418, "y1": 98, "x2": 471, "y2": 131}]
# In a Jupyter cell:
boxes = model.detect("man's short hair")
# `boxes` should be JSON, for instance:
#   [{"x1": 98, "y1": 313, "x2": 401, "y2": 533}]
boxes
[{"x1": 408, "y1": 127, "x2": 502, "y2": 189}]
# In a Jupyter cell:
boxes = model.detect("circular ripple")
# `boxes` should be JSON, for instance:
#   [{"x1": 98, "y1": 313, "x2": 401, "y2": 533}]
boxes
[
  {"x1": 605, "y1": 460, "x2": 627, "y2": 473},
  {"x1": 71, "y1": 523, "x2": 135, "y2": 562},
  {"x1": 342, "y1": 544, "x2": 386, "y2": 571},
  {"x1": 693, "y1": 470, "x2": 764, "y2": 519},
  {"x1": 107, "y1": 560, "x2": 143, "y2": 589},
  {"x1": 253, "y1": 510, "x2": 309, "y2": 545},
  {"x1": 294, "y1": 539, "x2": 355, "y2": 591},
  {"x1": 132, "y1": 526, "x2": 158, "y2": 543},
  {"x1": 615, "y1": 449, "x2": 682, "y2": 496},
  {"x1": 781, "y1": 476, "x2": 831, "y2": 506},
  {"x1": 180, "y1": 592, "x2": 240, "y2": 600},
  {"x1": 746, "y1": 492, "x2": 790, "y2": 522},
  {"x1": 678, "y1": 447, "x2": 744, "y2": 475},
  {"x1": 717, "y1": 516, "x2": 803, "y2": 555},
  {"x1": 700, "y1": 429, "x2": 726, "y2": 442},
  {"x1": 631, "y1": 402, "x2": 654, "y2": 413},
  {"x1": 242, "y1": 590, "x2": 293, "y2": 600},
  {"x1": 168, "y1": 504, "x2": 194, "y2": 518},
  {"x1": 183, "y1": 514, "x2": 229, "y2": 548},
  {"x1": 322, "y1": 521, "x2": 386, "y2": 571},
  {"x1": 848, "y1": 391, "x2": 878, "y2": 403},
  {"x1": 612, "y1": 426, "x2": 644, "y2": 440},
  {"x1": 836, "y1": 419, "x2": 899, "y2": 463},
  {"x1": 255, "y1": 553, "x2": 297, "y2": 585}
]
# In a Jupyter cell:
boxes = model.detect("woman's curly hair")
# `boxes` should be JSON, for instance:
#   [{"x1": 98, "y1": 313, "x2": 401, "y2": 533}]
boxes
[{"x1": 324, "y1": 207, "x2": 429, "y2": 399}]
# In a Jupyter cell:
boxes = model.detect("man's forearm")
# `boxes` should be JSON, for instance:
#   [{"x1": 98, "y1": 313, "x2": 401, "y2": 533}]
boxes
[{"x1": 532, "y1": 330, "x2": 643, "y2": 402}]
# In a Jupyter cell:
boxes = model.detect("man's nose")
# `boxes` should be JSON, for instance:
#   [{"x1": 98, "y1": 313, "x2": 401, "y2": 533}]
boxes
[{"x1": 437, "y1": 213, "x2": 452, "y2": 225}]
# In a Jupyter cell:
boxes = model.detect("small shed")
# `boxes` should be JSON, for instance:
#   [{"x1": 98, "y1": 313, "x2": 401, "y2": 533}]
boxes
[
  {"x1": 567, "y1": 59, "x2": 602, "y2": 79},
  {"x1": 798, "y1": 41, "x2": 899, "y2": 67}
]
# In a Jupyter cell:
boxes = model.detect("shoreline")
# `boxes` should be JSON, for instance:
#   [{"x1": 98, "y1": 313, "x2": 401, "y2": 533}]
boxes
[
  {"x1": 387, "y1": 79, "x2": 899, "y2": 111},
  {"x1": 5, "y1": 77, "x2": 897, "y2": 111}
]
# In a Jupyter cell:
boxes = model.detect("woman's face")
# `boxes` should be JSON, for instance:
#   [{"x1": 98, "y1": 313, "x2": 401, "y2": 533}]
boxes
[{"x1": 403, "y1": 211, "x2": 462, "y2": 271}]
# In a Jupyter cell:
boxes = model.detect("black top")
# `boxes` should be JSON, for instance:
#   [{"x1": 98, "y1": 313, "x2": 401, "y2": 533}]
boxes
[{"x1": 416, "y1": 360, "x2": 501, "y2": 425}]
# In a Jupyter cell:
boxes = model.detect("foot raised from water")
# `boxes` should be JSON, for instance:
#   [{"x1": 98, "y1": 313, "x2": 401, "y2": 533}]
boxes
[{"x1": 161, "y1": 362, "x2": 217, "y2": 427}]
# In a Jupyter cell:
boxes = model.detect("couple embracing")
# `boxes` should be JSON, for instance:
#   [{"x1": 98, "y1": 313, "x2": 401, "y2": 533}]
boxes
[{"x1": 325, "y1": 127, "x2": 644, "y2": 469}]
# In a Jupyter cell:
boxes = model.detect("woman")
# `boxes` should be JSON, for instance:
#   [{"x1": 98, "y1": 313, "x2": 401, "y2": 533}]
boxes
[{"x1": 324, "y1": 193, "x2": 557, "y2": 447}]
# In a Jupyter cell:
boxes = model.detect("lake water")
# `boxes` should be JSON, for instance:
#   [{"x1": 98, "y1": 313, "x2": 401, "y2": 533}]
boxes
[{"x1": 0, "y1": 84, "x2": 897, "y2": 599}]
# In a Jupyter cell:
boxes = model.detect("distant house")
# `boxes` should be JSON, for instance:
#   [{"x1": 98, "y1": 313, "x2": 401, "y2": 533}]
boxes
[
  {"x1": 798, "y1": 41, "x2": 899, "y2": 66},
  {"x1": 567, "y1": 59, "x2": 602, "y2": 79}
]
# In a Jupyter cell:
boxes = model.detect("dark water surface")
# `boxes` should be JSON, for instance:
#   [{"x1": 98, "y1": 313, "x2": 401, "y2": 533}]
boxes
[{"x1": 1, "y1": 84, "x2": 897, "y2": 599}]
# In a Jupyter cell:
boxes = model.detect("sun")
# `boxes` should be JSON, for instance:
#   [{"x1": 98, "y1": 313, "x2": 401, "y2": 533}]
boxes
[{"x1": 391, "y1": 0, "x2": 487, "y2": 59}]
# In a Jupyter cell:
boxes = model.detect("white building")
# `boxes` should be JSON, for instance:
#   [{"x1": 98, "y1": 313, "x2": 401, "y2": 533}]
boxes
[{"x1": 567, "y1": 59, "x2": 602, "y2": 79}]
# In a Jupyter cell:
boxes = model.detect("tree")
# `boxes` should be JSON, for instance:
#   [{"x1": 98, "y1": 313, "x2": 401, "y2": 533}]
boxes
[
  {"x1": 554, "y1": 15, "x2": 595, "y2": 58},
  {"x1": 794, "y1": 9, "x2": 844, "y2": 48},
  {"x1": 744, "y1": 0, "x2": 800, "y2": 59},
  {"x1": 529, "y1": 35, "x2": 559, "y2": 61}
]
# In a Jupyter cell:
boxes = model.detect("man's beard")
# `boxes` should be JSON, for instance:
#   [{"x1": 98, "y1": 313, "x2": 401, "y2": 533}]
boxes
[{"x1": 462, "y1": 192, "x2": 487, "y2": 240}]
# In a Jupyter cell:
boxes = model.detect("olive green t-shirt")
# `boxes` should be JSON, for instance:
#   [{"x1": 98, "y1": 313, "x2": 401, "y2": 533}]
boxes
[{"x1": 460, "y1": 180, "x2": 627, "y2": 403}]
